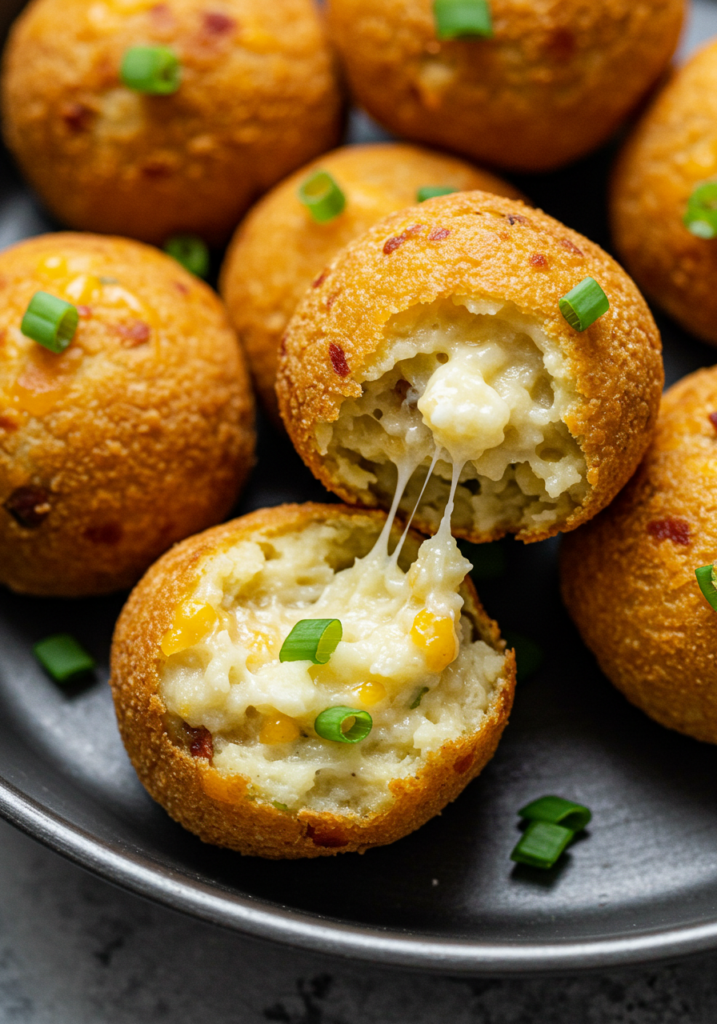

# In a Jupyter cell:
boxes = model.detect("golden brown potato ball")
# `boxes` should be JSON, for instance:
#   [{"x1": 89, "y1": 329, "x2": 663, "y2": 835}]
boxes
[
  {"x1": 611, "y1": 39, "x2": 717, "y2": 346},
  {"x1": 220, "y1": 142, "x2": 523, "y2": 422},
  {"x1": 1, "y1": 0, "x2": 342, "y2": 246},
  {"x1": 276, "y1": 191, "x2": 663, "y2": 545},
  {"x1": 0, "y1": 232, "x2": 254, "y2": 597},
  {"x1": 110, "y1": 502, "x2": 516, "y2": 858},
  {"x1": 326, "y1": 0, "x2": 684, "y2": 173},
  {"x1": 561, "y1": 368, "x2": 717, "y2": 744}
]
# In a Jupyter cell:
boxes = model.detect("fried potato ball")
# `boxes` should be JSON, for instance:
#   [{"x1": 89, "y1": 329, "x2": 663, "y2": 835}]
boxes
[
  {"x1": 611, "y1": 40, "x2": 717, "y2": 346},
  {"x1": 1, "y1": 0, "x2": 342, "y2": 246},
  {"x1": 0, "y1": 233, "x2": 254, "y2": 597},
  {"x1": 561, "y1": 368, "x2": 717, "y2": 744},
  {"x1": 277, "y1": 191, "x2": 663, "y2": 544},
  {"x1": 110, "y1": 502, "x2": 516, "y2": 858},
  {"x1": 220, "y1": 143, "x2": 522, "y2": 422},
  {"x1": 326, "y1": 0, "x2": 684, "y2": 173}
]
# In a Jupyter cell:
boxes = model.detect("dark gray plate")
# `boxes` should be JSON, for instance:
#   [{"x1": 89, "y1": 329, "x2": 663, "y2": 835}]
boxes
[{"x1": 2, "y1": 0, "x2": 717, "y2": 976}]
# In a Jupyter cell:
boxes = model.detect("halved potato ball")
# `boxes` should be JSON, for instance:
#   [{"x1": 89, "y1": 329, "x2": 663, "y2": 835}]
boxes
[
  {"x1": 277, "y1": 191, "x2": 663, "y2": 544},
  {"x1": 327, "y1": 0, "x2": 684, "y2": 172},
  {"x1": 110, "y1": 502, "x2": 515, "y2": 857},
  {"x1": 220, "y1": 142, "x2": 522, "y2": 421},
  {"x1": 561, "y1": 367, "x2": 717, "y2": 744},
  {"x1": 611, "y1": 39, "x2": 717, "y2": 346},
  {"x1": 1, "y1": 0, "x2": 342, "y2": 245},
  {"x1": 0, "y1": 233, "x2": 254, "y2": 596}
]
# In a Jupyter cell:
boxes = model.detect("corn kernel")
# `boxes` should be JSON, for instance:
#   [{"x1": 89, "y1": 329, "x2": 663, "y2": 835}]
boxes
[
  {"x1": 161, "y1": 603, "x2": 217, "y2": 657},
  {"x1": 202, "y1": 772, "x2": 247, "y2": 805},
  {"x1": 65, "y1": 274, "x2": 101, "y2": 304},
  {"x1": 410, "y1": 609, "x2": 457, "y2": 672},
  {"x1": 259, "y1": 710, "x2": 301, "y2": 745},
  {"x1": 37, "y1": 255, "x2": 68, "y2": 279},
  {"x1": 353, "y1": 681, "x2": 386, "y2": 706}
]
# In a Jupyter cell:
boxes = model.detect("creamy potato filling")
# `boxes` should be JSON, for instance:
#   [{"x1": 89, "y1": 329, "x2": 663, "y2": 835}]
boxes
[
  {"x1": 318, "y1": 297, "x2": 588, "y2": 534},
  {"x1": 160, "y1": 516, "x2": 507, "y2": 815}
]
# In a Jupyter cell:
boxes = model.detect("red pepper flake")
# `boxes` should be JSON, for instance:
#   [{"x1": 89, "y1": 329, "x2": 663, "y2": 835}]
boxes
[
  {"x1": 306, "y1": 823, "x2": 348, "y2": 848},
  {"x1": 647, "y1": 517, "x2": 691, "y2": 546},
  {"x1": 174, "y1": 280, "x2": 189, "y2": 295},
  {"x1": 4, "y1": 485, "x2": 51, "y2": 528},
  {"x1": 84, "y1": 521, "x2": 123, "y2": 545},
  {"x1": 559, "y1": 237, "x2": 584, "y2": 257},
  {"x1": 453, "y1": 753, "x2": 474, "y2": 774},
  {"x1": 116, "y1": 321, "x2": 151, "y2": 347},
  {"x1": 325, "y1": 291, "x2": 339, "y2": 311},
  {"x1": 312, "y1": 269, "x2": 328, "y2": 288},
  {"x1": 429, "y1": 227, "x2": 451, "y2": 242},
  {"x1": 383, "y1": 224, "x2": 424, "y2": 255},
  {"x1": 77, "y1": 305, "x2": 92, "y2": 318},
  {"x1": 60, "y1": 101, "x2": 93, "y2": 133},
  {"x1": 507, "y1": 214, "x2": 529, "y2": 227},
  {"x1": 185, "y1": 724, "x2": 213, "y2": 760},
  {"x1": 329, "y1": 342, "x2": 350, "y2": 377},
  {"x1": 529, "y1": 252, "x2": 548, "y2": 267},
  {"x1": 203, "y1": 10, "x2": 235, "y2": 33},
  {"x1": 708, "y1": 412, "x2": 717, "y2": 432}
]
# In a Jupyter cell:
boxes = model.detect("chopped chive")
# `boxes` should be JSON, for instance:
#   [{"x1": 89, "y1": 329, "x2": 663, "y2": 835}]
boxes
[
  {"x1": 272, "y1": 801, "x2": 289, "y2": 811},
  {"x1": 298, "y1": 171, "x2": 346, "y2": 223},
  {"x1": 433, "y1": 0, "x2": 492, "y2": 39},
  {"x1": 417, "y1": 185, "x2": 457, "y2": 202},
  {"x1": 511, "y1": 820, "x2": 574, "y2": 869},
  {"x1": 120, "y1": 45, "x2": 181, "y2": 95},
  {"x1": 558, "y1": 277, "x2": 609, "y2": 331},
  {"x1": 279, "y1": 618, "x2": 342, "y2": 664},
  {"x1": 684, "y1": 181, "x2": 717, "y2": 239},
  {"x1": 458, "y1": 539, "x2": 505, "y2": 580},
  {"x1": 519, "y1": 795, "x2": 591, "y2": 832},
  {"x1": 21, "y1": 291, "x2": 79, "y2": 353},
  {"x1": 33, "y1": 634, "x2": 95, "y2": 684},
  {"x1": 696, "y1": 564, "x2": 717, "y2": 611},
  {"x1": 314, "y1": 706, "x2": 372, "y2": 743},
  {"x1": 163, "y1": 235, "x2": 210, "y2": 278},
  {"x1": 502, "y1": 629, "x2": 544, "y2": 682},
  {"x1": 410, "y1": 686, "x2": 429, "y2": 709}
]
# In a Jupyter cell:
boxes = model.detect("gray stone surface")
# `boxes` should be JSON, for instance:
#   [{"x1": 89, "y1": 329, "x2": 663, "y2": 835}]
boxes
[{"x1": 0, "y1": 818, "x2": 713, "y2": 1023}]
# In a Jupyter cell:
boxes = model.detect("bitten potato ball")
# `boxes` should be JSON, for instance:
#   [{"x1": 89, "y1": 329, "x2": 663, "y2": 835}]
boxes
[
  {"x1": 277, "y1": 191, "x2": 663, "y2": 544},
  {"x1": 1, "y1": 0, "x2": 342, "y2": 245},
  {"x1": 220, "y1": 142, "x2": 522, "y2": 421},
  {"x1": 327, "y1": 0, "x2": 684, "y2": 172},
  {"x1": 0, "y1": 233, "x2": 254, "y2": 597},
  {"x1": 612, "y1": 39, "x2": 717, "y2": 346},
  {"x1": 110, "y1": 502, "x2": 515, "y2": 857},
  {"x1": 561, "y1": 368, "x2": 717, "y2": 744}
]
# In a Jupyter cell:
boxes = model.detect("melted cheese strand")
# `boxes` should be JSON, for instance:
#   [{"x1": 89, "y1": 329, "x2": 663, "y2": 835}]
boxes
[
  {"x1": 391, "y1": 447, "x2": 441, "y2": 566},
  {"x1": 373, "y1": 454, "x2": 420, "y2": 558}
]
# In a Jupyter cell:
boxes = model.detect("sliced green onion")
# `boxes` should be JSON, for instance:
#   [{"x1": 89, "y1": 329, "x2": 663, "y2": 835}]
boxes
[
  {"x1": 163, "y1": 235, "x2": 210, "y2": 278},
  {"x1": 21, "y1": 291, "x2": 79, "y2": 353},
  {"x1": 458, "y1": 539, "x2": 505, "y2": 580},
  {"x1": 502, "y1": 629, "x2": 544, "y2": 682},
  {"x1": 33, "y1": 634, "x2": 95, "y2": 684},
  {"x1": 433, "y1": 0, "x2": 492, "y2": 40},
  {"x1": 519, "y1": 795, "x2": 591, "y2": 832},
  {"x1": 696, "y1": 564, "x2": 717, "y2": 611},
  {"x1": 298, "y1": 171, "x2": 346, "y2": 224},
  {"x1": 120, "y1": 45, "x2": 181, "y2": 95},
  {"x1": 684, "y1": 182, "x2": 717, "y2": 239},
  {"x1": 558, "y1": 277, "x2": 609, "y2": 332},
  {"x1": 511, "y1": 821, "x2": 574, "y2": 869},
  {"x1": 279, "y1": 618, "x2": 342, "y2": 664},
  {"x1": 410, "y1": 686, "x2": 429, "y2": 709},
  {"x1": 417, "y1": 185, "x2": 457, "y2": 203},
  {"x1": 314, "y1": 706, "x2": 372, "y2": 743},
  {"x1": 272, "y1": 801, "x2": 289, "y2": 811}
]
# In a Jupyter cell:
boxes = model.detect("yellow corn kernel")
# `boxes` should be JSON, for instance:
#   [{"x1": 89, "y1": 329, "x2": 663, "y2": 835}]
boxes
[
  {"x1": 37, "y1": 255, "x2": 68, "y2": 279},
  {"x1": 410, "y1": 610, "x2": 457, "y2": 673},
  {"x1": 65, "y1": 274, "x2": 101, "y2": 305},
  {"x1": 202, "y1": 772, "x2": 247, "y2": 805},
  {"x1": 259, "y1": 711, "x2": 300, "y2": 745},
  {"x1": 160, "y1": 603, "x2": 217, "y2": 657},
  {"x1": 353, "y1": 681, "x2": 386, "y2": 706}
]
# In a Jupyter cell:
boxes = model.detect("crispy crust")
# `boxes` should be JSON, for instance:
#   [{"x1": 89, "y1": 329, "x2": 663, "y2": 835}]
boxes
[
  {"x1": 219, "y1": 143, "x2": 523, "y2": 423},
  {"x1": 276, "y1": 191, "x2": 663, "y2": 544},
  {"x1": 611, "y1": 40, "x2": 717, "y2": 346},
  {"x1": 561, "y1": 368, "x2": 717, "y2": 744},
  {"x1": 327, "y1": 0, "x2": 684, "y2": 172},
  {"x1": 0, "y1": 233, "x2": 255, "y2": 596},
  {"x1": 110, "y1": 502, "x2": 516, "y2": 858},
  {"x1": 1, "y1": 0, "x2": 342, "y2": 245}
]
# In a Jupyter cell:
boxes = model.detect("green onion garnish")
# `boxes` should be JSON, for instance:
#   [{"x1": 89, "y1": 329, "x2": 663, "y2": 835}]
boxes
[
  {"x1": 314, "y1": 706, "x2": 372, "y2": 743},
  {"x1": 684, "y1": 182, "x2": 717, "y2": 239},
  {"x1": 33, "y1": 634, "x2": 95, "y2": 684},
  {"x1": 410, "y1": 686, "x2": 429, "y2": 709},
  {"x1": 511, "y1": 821, "x2": 574, "y2": 869},
  {"x1": 279, "y1": 618, "x2": 342, "y2": 664},
  {"x1": 120, "y1": 45, "x2": 181, "y2": 95},
  {"x1": 519, "y1": 795, "x2": 591, "y2": 832},
  {"x1": 696, "y1": 564, "x2": 717, "y2": 611},
  {"x1": 502, "y1": 629, "x2": 544, "y2": 682},
  {"x1": 272, "y1": 801, "x2": 289, "y2": 811},
  {"x1": 21, "y1": 292, "x2": 79, "y2": 353},
  {"x1": 433, "y1": 0, "x2": 492, "y2": 40},
  {"x1": 558, "y1": 277, "x2": 609, "y2": 332},
  {"x1": 458, "y1": 539, "x2": 505, "y2": 580},
  {"x1": 298, "y1": 171, "x2": 346, "y2": 224},
  {"x1": 417, "y1": 185, "x2": 457, "y2": 203},
  {"x1": 163, "y1": 235, "x2": 210, "y2": 278}
]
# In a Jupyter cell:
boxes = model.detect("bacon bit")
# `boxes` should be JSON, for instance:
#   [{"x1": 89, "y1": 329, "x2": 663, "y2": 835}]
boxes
[
  {"x1": 312, "y1": 269, "x2": 328, "y2": 288},
  {"x1": 453, "y1": 753, "x2": 474, "y2": 774},
  {"x1": 383, "y1": 224, "x2": 424, "y2": 255},
  {"x1": 4, "y1": 485, "x2": 51, "y2": 528},
  {"x1": 203, "y1": 11, "x2": 236, "y2": 33},
  {"x1": 647, "y1": 517, "x2": 691, "y2": 546},
  {"x1": 329, "y1": 342, "x2": 350, "y2": 377},
  {"x1": 77, "y1": 305, "x2": 92, "y2": 319},
  {"x1": 0, "y1": 414, "x2": 19, "y2": 433},
  {"x1": 116, "y1": 321, "x2": 151, "y2": 347},
  {"x1": 60, "y1": 101, "x2": 93, "y2": 133},
  {"x1": 429, "y1": 227, "x2": 451, "y2": 242},
  {"x1": 84, "y1": 522, "x2": 123, "y2": 545},
  {"x1": 546, "y1": 26, "x2": 576, "y2": 61},
  {"x1": 507, "y1": 214, "x2": 529, "y2": 226},
  {"x1": 559, "y1": 237, "x2": 584, "y2": 257},
  {"x1": 174, "y1": 280, "x2": 189, "y2": 295},
  {"x1": 306, "y1": 823, "x2": 348, "y2": 848},
  {"x1": 529, "y1": 252, "x2": 548, "y2": 267},
  {"x1": 185, "y1": 724, "x2": 214, "y2": 760},
  {"x1": 708, "y1": 412, "x2": 717, "y2": 432}
]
